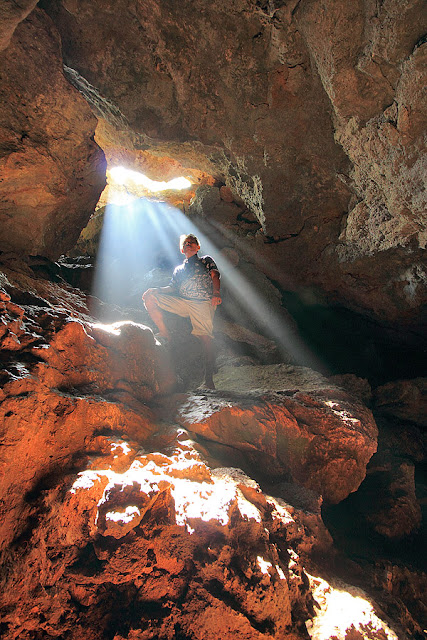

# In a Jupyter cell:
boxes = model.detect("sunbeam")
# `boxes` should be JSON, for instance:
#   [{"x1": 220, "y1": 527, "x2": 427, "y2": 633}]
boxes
[{"x1": 92, "y1": 196, "x2": 325, "y2": 371}]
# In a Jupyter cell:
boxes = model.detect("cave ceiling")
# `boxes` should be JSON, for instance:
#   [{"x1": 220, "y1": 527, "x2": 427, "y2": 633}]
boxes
[{"x1": 0, "y1": 0, "x2": 426, "y2": 329}]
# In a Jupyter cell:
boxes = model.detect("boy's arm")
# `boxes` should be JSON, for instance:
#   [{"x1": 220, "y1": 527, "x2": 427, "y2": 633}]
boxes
[{"x1": 210, "y1": 271, "x2": 221, "y2": 307}]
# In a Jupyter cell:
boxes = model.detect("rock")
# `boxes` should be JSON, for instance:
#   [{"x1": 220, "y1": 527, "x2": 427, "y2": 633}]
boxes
[
  {"x1": 220, "y1": 246, "x2": 240, "y2": 267},
  {"x1": 188, "y1": 185, "x2": 222, "y2": 216},
  {"x1": 374, "y1": 377, "x2": 427, "y2": 427},
  {"x1": 0, "y1": 9, "x2": 106, "y2": 259},
  {"x1": 306, "y1": 573, "x2": 400, "y2": 640},
  {"x1": 176, "y1": 380, "x2": 378, "y2": 504},
  {"x1": 0, "y1": 0, "x2": 38, "y2": 51},
  {"x1": 219, "y1": 186, "x2": 234, "y2": 203},
  {"x1": 0, "y1": 429, "x2": 316, "y2": 639},
  {"x1": 328, "y1": 373, "x2": 373, "y2": 405},
  {"x1": 340, "y1": 415, "x2": 425, "y2": 540},
  {"x1": 215, "y1": 321, "x2": 278, "y2": 360},
  {"x1": 372, "y1": 561, "x2": 427, "y2": 638},
  {"x1": 33, "y1": 318, "x2": 175, "y2": 402},
  {"x1": 0, "y1": 263, "x2": 422, "y2": 638},
  {"x1": 362, "y1": 458, "x2": 421, "y2": 539},
  {"x1": 0, "y1": 380, "x2": 156, "y2": 550},
  {"x1": 0, "y1": 263, "x2": 176, "y2": 549},
  {"x1": 213, "y1": 363, "x2": 331, "y2": 393}
]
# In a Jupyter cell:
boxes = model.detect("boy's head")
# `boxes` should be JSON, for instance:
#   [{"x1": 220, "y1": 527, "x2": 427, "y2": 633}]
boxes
[{"x1": 180, "y1": 233, "x2": 200, "y2": 254}]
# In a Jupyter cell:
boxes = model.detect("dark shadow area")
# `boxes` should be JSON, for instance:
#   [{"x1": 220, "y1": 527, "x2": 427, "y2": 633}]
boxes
[{"x1": 281, "y1": 290, "x2": 427, "y2": 386}]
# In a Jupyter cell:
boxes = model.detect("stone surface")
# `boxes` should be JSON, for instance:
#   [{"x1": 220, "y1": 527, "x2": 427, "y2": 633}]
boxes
[
  {"x1": 0, "y1": 424, "x2": 403, "y2": 640},
  {"x1": 374, "y1": 377, "x2": 427, "y2": 427},
  {"x1": 175, "y1": 374, "x2": 378, "y2": 504},
  {"x1": 0, "y1": 8, "x2": 106, "y2": 259},
  {"x1": 295, "y1": 0, "x2": 427, "y2": 323},
  {"x1": 0, "y1": 0, "x2": 38, "y2": 51},
  {"x1": 0, "y1": 428, "x2": 314, "y2": 639},
  {"x1": 339, "y1": 414, "x2": 426, "y2": 540},
  {"x1": 0, "y1": 262, "x2": 424, "y2": 638},
  {"x1": 0, "y1": 260, "x2": 175, "y2": 549}
]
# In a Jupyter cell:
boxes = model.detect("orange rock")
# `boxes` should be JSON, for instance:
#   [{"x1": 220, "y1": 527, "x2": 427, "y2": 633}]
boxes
[{"x1": 176, "y1": 388, "x2": 378, "y2": 504}]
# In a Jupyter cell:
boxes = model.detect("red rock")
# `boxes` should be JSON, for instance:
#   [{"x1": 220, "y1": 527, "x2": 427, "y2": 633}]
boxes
[
  {"x1": 0, "y1": 265, "x2": 420, "y2": 638},
  {"x1": 176, "y1": 387, "x2": 378, "y2": 504},
  {"x1": 0, "y1": 381, "x2": 156, "y2": 550},
  {"x1": 32, "y1": 318, "x2": 175, "y2": 400},
  {"x1": 0, "y1": 429, "x2": 316, "y2": 639}
]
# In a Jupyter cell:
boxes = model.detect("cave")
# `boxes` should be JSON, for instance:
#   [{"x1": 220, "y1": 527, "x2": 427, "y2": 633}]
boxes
[{"x1": 0, "y1": 1, "x2": 426, "y2": 639}]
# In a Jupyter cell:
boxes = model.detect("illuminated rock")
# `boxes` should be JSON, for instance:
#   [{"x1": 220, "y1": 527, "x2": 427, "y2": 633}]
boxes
[
  {"x1": 0, "y1": 429, "x2": 315, "y2": 638},
  {"x1": 0, "y1": 264, "x2": 423, "y2": 638},
  {"x1": 0, "y1": 264, "x2": 174, "y2": 550},
  {"x1": 33, "y1": 318, "x2": 175, "y2": 402},
  {"x1": 176, "y1": 375, "x2": 378, "y2": 504}
]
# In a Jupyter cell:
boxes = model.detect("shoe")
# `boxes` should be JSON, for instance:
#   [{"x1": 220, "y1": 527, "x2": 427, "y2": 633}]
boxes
[{"x1": 197, "y1": 382, "x2": 215, "y2": 391}]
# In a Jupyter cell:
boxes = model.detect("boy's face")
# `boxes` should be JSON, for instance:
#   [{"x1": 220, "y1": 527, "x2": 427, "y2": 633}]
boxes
[{"x1": 181, "y1": 237, "x2": 200, "y2": 258}]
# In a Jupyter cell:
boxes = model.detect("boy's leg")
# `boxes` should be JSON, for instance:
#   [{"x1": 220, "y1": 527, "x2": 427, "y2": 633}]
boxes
[
  {"x1": 143, "y1": 292, "x2": 171, "y2": 338},
  {"x1": 187, "y1": 301, "x2": 217, "y2": 389},
  {"x1": 198, "y1": 335, "x2": 215, "y2": 389}
]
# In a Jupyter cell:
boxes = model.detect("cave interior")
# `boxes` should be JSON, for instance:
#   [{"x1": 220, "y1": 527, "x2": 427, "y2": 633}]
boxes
[{"x1": 0, "y1": 1, "x2": 426, "y2": 639}]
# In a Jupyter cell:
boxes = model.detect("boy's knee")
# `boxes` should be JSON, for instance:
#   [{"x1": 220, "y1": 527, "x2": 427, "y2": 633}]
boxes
[{"x1": 143, "y1": 291, "x2": 157, "y2": 309}]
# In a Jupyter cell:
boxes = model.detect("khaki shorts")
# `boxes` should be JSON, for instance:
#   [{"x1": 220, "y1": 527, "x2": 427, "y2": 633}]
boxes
[{"x1": 152, "y1": 291, "x2": 215, "y2": 338}]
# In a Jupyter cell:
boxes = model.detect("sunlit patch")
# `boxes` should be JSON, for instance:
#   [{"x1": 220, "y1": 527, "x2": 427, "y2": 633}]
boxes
[
  {"x1": 257, "y1": 556, "x2": 272, "y2": 574},
  {"x1": 111, "y1": 441, "x2": 132, "y2": 458},
  {"x1": 172, "y1": 477, "x2": 235, "y2": 527},
  {"x1": 305, "y1": 573, "x2": 399, "y2": 640},
  {"x1": 90, "y1": 322, "x2": 123, "y2": 335},
  {"x1": 70, "y1": 470, "x2": 114, "y2": 493},
  {"x1": 106, "y1": 505, "x2": 141, "y2": 524},
  {"x1": 276, "y1": 565, "x2": 286, "y2": 580},
  {"x1": 287, "y1": 548, "x2": 299, "y2": 570},
  {"x1": 256, "y1": 556, "x2": 286, "y2": 580},
  {"x1": 237, "y1": 492, "x2": 262, "y2": 522},
  {"x1": 109, "y1": 166, "x2": 192, "y2": 193},
  {"x1": 324, "y1": 400, "x2": 360, "y2": 425},
  {"x1": 70, "y1": 444, "x2": 264, "y2": 536}
]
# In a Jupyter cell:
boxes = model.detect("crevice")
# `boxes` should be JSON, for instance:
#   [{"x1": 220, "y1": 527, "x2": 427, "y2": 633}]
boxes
[
  {"x1": 207, "y1": 578, "x2": 276, "y2": 634},
  {"x1": 63, "y1": 65, "x2": 130, "y2": 131},
  {"x1": 412, "y1": 33, "x2": 427, "y2": 53}
]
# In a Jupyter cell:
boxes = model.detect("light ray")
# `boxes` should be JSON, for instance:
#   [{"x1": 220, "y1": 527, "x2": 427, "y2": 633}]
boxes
[{"x1": 92, "y1": 195, "x2": 324, "y2": 370}]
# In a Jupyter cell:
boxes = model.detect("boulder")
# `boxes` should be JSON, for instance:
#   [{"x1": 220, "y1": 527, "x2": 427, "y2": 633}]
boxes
[
  {"x1": 33, "y1": 318, "x2": 175, "y2": 402},
  {"x1": 176, "y1": 370, "x2": 378, "y2": 504},
  {"x1": 0, "y1": 428, "x2": 316, "y2": 640},
  {"x1": 374, "y1": 378, "x2": 427, "y2": 427}
]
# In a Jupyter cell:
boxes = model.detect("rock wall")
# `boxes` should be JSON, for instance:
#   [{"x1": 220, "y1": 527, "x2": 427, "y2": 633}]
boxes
[{"x1": 0, "y1": 9, "x2": 106, "y2": 259}]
